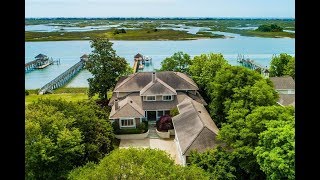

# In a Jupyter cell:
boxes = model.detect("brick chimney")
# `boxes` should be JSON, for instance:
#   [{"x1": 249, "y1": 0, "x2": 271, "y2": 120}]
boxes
[
  {"x1": 114, "y1": 99, "x2": 119, "y2": 110},
  {"x1": 152, "y1": 72, "x2": 156, "y2": 83}
]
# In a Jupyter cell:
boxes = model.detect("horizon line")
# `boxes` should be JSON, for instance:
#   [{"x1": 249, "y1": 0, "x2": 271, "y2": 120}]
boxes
[{"x1": 25, "y1": 16, "x2": 295, "y2": 19}]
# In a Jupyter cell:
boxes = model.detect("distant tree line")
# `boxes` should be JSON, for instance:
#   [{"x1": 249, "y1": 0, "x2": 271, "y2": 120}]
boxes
[{"x1": 256, "y1": 24, "x2": 283, "y2": 32}]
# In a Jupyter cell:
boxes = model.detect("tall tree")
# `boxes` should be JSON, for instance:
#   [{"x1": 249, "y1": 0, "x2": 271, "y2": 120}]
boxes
[
  {"x1": 254, "y1": 119, "x2": 295, "y2": 180},
  {"x1": 189, "y1": 53, "x2": 229, "y2": 92},
  {"x1": 207, "y1": 66, "x2": 267, "y2": 127},
  {"x1": 269, "y1": 53, "x2": 294, "y2": 77},
  {"x1": 189, "y1": 146, "x2": 237, "y2": 180},
  {"x1": 160, "y1": 51, "x2": 192, "y2": 73},
  {"x1": 219, "y1": 105, "x2": 294, "y2": 179},
  {"x1": 86, "y1": 38, "x2": 130, "y2": 100},
  {"x1": 284, "y1": 57, "x2": 295, "y2": 79},
  {"x1": 68, "y1": 148, "x2": 209, "y2": 179},
  {"x1": 26, "y1": 99, "x2": 115, "y2": 179}
]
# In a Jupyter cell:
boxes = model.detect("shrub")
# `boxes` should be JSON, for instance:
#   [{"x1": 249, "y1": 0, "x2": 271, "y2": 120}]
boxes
[
  {"x1": 25, "y1": 90, "x2": 29, "y2": 96},
  {"x1": 112, "y1": 121, "x2": 120, "y2": 133},
  {"x1": 170, "y1": 107, "x2": 179, "y2": 116},
  {"x1": 156, "y1": 115, "x2": 174, "y2": 132},
  {"x1": 137, "y1": 122, "x2": 146, "y2": 131},
  {"x1": 116, "y1": 128, "x2": 144, "y2": 134}
]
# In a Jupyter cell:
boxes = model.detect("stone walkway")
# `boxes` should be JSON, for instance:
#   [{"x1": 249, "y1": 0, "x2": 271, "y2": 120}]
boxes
[{"x1": 119, "y1": 138, "x2": 181, "y2": 165}]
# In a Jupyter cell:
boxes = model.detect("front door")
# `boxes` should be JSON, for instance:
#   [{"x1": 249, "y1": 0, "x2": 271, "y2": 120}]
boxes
[{"x1": 146, "y1": 111, "x2": 156, "y2": 121}]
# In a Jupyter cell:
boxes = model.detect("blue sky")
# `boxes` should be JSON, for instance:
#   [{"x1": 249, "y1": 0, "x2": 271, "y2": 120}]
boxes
[{"x1": 25, "y1": 0, "x2": 295, "y2": 18}]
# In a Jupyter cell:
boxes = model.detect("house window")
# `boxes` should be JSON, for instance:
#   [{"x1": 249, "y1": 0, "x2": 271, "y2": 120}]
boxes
[
  {"x1": 145, "y1": 96, "x2": 156, "y2": 101},
  {"x1": 164, "y1": 110, "x2": 170, "y2": 115},
  {"x1": 120, "y1": 118, "x2": 135, "y2": 127},
  {"x1": 157, "y1": 111, "x2": 164, "y2": 119},
  {"x1": 162, "y1": 95, "x2": 172, "y2": 101}
]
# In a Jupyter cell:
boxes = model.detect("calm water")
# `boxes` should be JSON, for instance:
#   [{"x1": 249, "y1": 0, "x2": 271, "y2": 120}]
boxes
[{"x1": 25, "y1": 31, "x2": 295, "y2": 89}]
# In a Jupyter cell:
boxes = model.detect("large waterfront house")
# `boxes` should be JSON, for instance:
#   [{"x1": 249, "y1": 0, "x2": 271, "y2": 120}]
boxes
[
  {"x1": 270, "y1": 76, "x2": 295, "y2": 107},
  {"x1": 108, "y1": 71, "x2": 219, "y2": 165}
]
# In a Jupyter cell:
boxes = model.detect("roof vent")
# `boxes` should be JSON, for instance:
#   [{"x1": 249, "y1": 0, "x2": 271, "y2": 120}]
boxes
[{"x1": 198, "y1": 111, "x2": 201, "y2": 113}]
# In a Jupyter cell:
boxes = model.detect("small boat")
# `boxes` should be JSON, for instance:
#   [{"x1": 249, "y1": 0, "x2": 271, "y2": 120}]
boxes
[{"x1": 36, "y1": 63, "x2": 51, "y2": 69}]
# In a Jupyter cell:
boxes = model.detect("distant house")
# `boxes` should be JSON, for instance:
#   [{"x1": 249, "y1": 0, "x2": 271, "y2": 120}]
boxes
[
  {"x1": 80, "y1": 54, "x2": 89, "y2": 61},
  {"x1": 134, "y1": 53, "x2": 143, "y2": 61},
  {"x1": 109, "y1": 71, "x2": 219, "y2": 165},
  {"x1": 35, "y1": 53, "x2": 48, "y2": 60},
  {"x1": 269, "y1": 76, "x2": 295, "y2": 107}
]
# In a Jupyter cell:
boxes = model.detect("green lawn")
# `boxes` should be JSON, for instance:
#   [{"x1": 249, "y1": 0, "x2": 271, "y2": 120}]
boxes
[
  {"x1": 25, "y1": 88, "x2": 113, "y2": 105},
  {"x1": 25, "y1": 93, "x2": 94, "y2": 105}
]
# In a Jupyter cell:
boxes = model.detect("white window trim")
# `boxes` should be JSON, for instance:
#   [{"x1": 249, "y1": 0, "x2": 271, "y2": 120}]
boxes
[
  {"x1": 145, "y1": 95, "x2": 156, "y2": 101},
  {"x1": 162, "y1": 95, "x2": 173, "y2": 101},
  {"x1": 119, "y1": 118, "x2": 136, "y2": 129}
]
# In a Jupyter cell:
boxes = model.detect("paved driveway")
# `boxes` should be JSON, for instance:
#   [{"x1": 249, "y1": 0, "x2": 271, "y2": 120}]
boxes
[{"x1": 119, "y1": 138, "x2": 181, "y2": 165}]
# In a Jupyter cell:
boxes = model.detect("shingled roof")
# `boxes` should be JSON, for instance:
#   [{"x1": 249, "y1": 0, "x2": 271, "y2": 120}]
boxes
[
  {"x1": 80, "y1": 54, "x2": 88, "y2": 58},
  {"x1": 109, "y1": 92, "x2": 206, "y2": 111},
  {"x1": 140, "y1": 78, "x2": 177, "y2": 96},
  {"x1": 109, "y1": 96, "x2": 144, "y2": 119},
  {"x1": 172, "y1": 98, "x2": 219, "y2": 156},
  {"x1": 114, "y1": 71, "x2": 198, "y2": 92},
  {"x1": 278, "y1": 94, "x2": 295, "y2": 107},
  {"x1": 134, "y1": 53, "x2": 143, "y2": 58},
  {"x1": 269, "y1": 76, "x2": 295, "y2": 90},
  {"x1": 35, "y1": 53, "x2": 47, "y2": 59}
]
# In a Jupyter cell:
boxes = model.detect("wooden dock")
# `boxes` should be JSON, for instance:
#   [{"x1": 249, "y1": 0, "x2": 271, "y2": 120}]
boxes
[
  {"x1": 25, "y1": 54, "x2": 60, "y2": 73},
  {"x1": 38, "y1": 55, "x2": 88, "y2": 95},
  {"x1": 237, "y1": 54, "x2": 269, "y2": 77},
  {"x1": 132, "y1": 53, "x2": 152, "y2": 73}
]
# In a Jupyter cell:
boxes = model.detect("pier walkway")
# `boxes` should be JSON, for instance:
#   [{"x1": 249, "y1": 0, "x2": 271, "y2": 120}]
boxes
[{"x1": 38, "y1": 54, "x2": 88, "y2": 95}]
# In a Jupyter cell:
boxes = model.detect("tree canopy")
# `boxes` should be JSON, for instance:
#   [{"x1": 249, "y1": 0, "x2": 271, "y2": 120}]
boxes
[
  {"x1": 86, "y1": 38, "x2": 130, "y2": 100},
  {"x1": 207, "y1": 65, "x2": 278, "y2": 127},
  {"x1": 68, "y1": 148, "x2": 209, "y2": 180},
  {"x1": 269, "y1": 53, "x2": 295, "y2": 78},
  {"x1": 254, "y1": 118, "x2": 295, "y2": 179},
  {"x1": 160, "y1": 51, "x2": 192, "y2": 73},
  {"x1": 188, "y1": 53, "x2": 229, "y2": 92},
  {"x1": 25, "y1": 99, "x2": 115, "y2": 179},
  {"x1": 190, "y1": 106, "x2": 295, "y2": 179}
]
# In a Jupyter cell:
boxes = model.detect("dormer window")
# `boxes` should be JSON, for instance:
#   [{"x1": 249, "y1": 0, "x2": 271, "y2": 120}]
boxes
[
  {"x1": 162, "y1": 95, "x2": 173, "y2": 101},
  {"x1": 145, "y1": 96, "x2": 156, "y2": 101}
]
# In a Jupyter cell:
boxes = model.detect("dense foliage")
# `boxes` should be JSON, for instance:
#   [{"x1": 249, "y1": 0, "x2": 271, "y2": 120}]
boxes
[
  {"x1": 190, "y1": 106, "x2": 295, "y2": 179},
  {"x1": 254, "y1": 118, "x2": 295, "y2": 179},
  {"x1": 68, "y1": 148, "x2": 210, "y2": 179},
  {"x1": 256, "y1": 24, "x2": 283, "y2": 32},
  {"x1": 207, "y1": 65, "x2": 278, "y2": 127},
  {"x1": 169, "y1": 52, "x2": 295, "y2": 179},
  {"x1": 86, "y1": 38, "x2": 130, "y2": 100},
  {"x1": 189, "y1": 53, "x2": 228, "y2": 92},
  {"x1": 25, "y1": 99, "x2": 115, "y2": 179},
  {"x1": 269, "y1": 53, "x2": 295, "y2": 78},
  {"x1": 160, "y1": 51, "x2": 192, "y2": 73}
]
